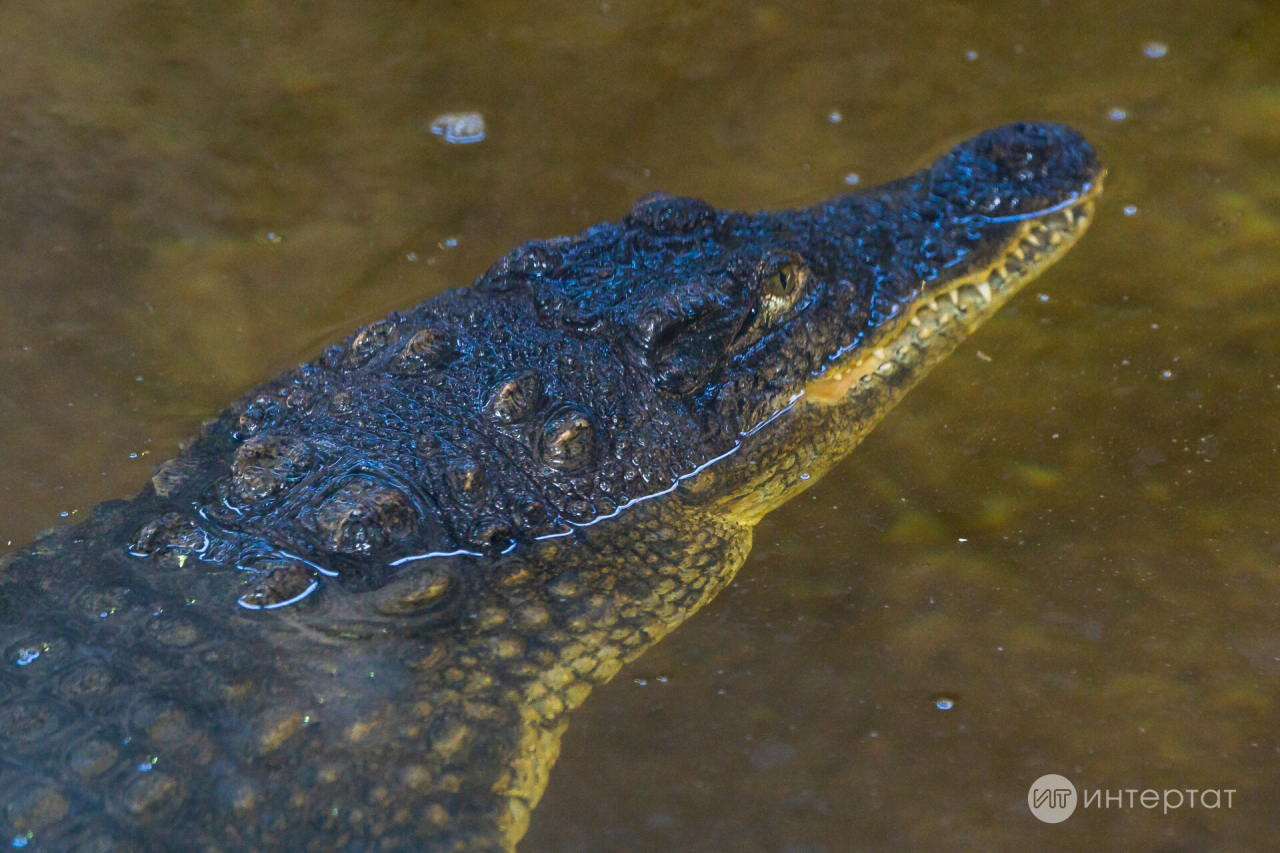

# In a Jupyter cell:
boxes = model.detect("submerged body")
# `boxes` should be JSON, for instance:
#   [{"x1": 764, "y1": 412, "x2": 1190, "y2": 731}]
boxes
[{"x1": 0, "y1": 123, "x2": 1101, "y2": 851}]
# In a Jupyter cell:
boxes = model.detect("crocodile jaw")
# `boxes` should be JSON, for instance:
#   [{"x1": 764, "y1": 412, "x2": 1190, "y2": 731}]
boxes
[
  {"x1": 708, "y1": 180, "x2": 1102, "y2": 526},
  {"x1": 805, "y1": 190, "x2": 1101, "y2": 405}
]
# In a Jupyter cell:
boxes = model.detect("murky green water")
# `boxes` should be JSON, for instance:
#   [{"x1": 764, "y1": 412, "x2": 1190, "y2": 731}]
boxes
[{"x1": 3, "y1": 1, "x2": 1279, "y2": 849}]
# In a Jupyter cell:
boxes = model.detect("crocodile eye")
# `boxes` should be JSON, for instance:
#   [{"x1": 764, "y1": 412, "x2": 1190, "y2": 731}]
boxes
[
  {"x1": 765, "y1": 264, "x2": 800, "y2": 297},
  {"x1": 731, "y1": 255, "x2": 810, "y2": 356},
  {"x1": 758, "y1": 261, "x2": 808, "y2": 326}
]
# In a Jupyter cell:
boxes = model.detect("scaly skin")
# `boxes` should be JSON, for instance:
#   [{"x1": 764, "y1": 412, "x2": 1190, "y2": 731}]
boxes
[{"x1": 0, "y1": 123, "x2": 1102, "y2": 851}]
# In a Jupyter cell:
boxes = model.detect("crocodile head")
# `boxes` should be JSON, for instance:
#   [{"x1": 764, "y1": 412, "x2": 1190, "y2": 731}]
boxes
[
  {"x1": 183, "y1": 122, "x2": 1102, "y2": 583},
  {"x1": 635, "y1": 119, "x2": 1106, "y2": 520},
  {"x1": 0, "y1": 122, "x2": 1101, "y2": 851}
]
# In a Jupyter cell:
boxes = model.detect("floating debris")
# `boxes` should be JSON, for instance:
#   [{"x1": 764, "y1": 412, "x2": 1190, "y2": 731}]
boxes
[{"x1": 430, "y1": 112, "x2": 486, "y2": 144}]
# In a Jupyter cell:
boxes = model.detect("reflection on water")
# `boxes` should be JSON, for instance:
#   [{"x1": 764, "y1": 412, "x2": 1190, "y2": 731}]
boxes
[{"x1": 2, "y1": 1, "x2": 1279, "y2": 850}]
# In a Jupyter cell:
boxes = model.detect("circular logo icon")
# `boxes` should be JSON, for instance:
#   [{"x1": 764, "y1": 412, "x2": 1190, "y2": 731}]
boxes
[{"x1": 1028, "y1": 773, "x2": 1077, "y2": 823}]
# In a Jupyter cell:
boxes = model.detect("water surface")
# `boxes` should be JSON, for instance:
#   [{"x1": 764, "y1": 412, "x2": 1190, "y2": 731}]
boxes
[{"x1": 2, "y1": 1, "x2": 1279, "y2": 850}]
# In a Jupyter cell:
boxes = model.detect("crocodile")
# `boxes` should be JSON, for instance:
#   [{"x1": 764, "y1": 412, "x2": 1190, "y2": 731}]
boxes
[{"x1": 0, "y1": 122, "x2": 1102, "y2": 852}]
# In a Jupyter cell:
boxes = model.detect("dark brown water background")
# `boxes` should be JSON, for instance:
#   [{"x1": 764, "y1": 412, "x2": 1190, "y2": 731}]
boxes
[{"x1": 2, "y1": 1, "x2": 1279, "y2": 850}]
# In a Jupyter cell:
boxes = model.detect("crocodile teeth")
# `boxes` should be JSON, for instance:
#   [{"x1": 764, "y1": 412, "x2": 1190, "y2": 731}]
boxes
[
  {"x1": 874, "y1": 348, "x2": 887, "y2": 360},
  {"x1": 910, "y1": 316, "x2": 922, "y2": 327},
  {"x1": 976, "y1": 282, "x2": 992, "y2": 303},
  {"x1": 1012, "y1": 247, "x2": 1026, "y2": 260},
  {"x1": 929, "y1": 300, "x2": 939, "y2": 312},
  {"x1": 949, "y1": 289, "x2": 960, "y2": 305},
  {"x1": 1025, "y1": 234, "x2": 1041, "y2": 247},
  {"x1": 1064, "y1": 208, "x2": 1075, "y2": 224}
]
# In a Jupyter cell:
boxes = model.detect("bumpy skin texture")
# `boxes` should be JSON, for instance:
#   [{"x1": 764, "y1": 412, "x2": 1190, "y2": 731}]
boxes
[{"x1": 0, "y1": 123, "x2": 1102, "y2": 851}]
